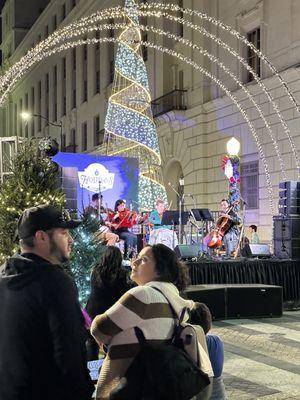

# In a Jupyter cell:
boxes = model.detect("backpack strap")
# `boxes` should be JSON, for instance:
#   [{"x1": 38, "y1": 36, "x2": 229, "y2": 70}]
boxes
[
  {"x1": 134, "y1": 326, "x2": 147, "y2": 345},
  {"x1": 150, "y1": 286, "x2": 189, "y2": 322}
]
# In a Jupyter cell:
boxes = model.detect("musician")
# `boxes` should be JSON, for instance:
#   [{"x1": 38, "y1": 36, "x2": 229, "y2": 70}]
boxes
[
  {"x1": 249, "y1": 224, "x2": 260, "y2": 244},
  {"x1": 149, "y1": 199, "x2": 171, "y2": 230},
  {"x1": 220, "y1": 199, "x2": 241, "y2": 257},
  {"x1": 84, "y1": 193, "x2": 102, "y2": 217},
  {"x1": 84, "y1": 193, "x2": 119, "y2": 246},
  {"x1": 108, "y1": 199, "x2": 138, "y2": 259},
  {"x1": 148, "y1": 199, "x2": 178, "y2": 249}
]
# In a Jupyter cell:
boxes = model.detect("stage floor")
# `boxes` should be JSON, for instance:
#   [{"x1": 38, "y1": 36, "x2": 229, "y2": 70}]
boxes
[{"x1": 187, "y1": 257, "x2": 300, "y2": 309}]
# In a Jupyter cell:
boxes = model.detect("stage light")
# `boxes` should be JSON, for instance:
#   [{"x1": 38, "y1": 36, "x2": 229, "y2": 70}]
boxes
[{"x1": 227, "y1": 137, "x2": 240, "y2": 156}]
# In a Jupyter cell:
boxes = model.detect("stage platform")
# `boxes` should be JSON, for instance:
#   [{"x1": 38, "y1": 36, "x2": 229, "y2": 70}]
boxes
[{"x1": 187, "y1": 257, "x2": 300, "y2": 309}]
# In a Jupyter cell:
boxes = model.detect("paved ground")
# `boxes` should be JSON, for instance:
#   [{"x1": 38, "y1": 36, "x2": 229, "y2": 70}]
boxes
[{"x1": 211, "y1": 310, "x2": 300, "y2": 399}]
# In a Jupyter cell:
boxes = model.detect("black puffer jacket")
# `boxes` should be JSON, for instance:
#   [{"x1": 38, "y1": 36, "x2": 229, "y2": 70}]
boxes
[{"x1": 0, "y1": 253, "x2": 94, "y2": 400}]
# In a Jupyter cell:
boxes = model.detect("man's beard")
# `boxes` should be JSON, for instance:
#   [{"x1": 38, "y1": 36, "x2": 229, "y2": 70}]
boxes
[{"x1": 49, "y1": 237, "x2": 70, "y2": 264}]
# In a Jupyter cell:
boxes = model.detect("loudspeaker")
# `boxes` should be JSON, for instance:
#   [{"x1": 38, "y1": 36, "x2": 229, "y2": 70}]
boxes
[
  {"x1": 226, "y1": 285, "x2": 283, "y2": 318},
  {"x1": 240, "y1": 243, "x2": 271, "y2": 258},
  {"x1": 273, "y1": 216, "x2": 300, "y2": 239},
  {"x1": 278, "y1": 181, "x2": 300, "y2": 215},
  {"x1": 273, "y1": 215, "x2": 300, "y2": 258},
  {"x1": 184, "y1": 285, "x2": 226, "y2": 320},
  {"x1": 174, "y1": 244, "x2": 201, "y2": 260},
  {"x1": 273, "y1": 238, "x2": 300, "y2": 259},
  {"x1": 184, "y1": 284, "x2": 283, "y2": 319}
]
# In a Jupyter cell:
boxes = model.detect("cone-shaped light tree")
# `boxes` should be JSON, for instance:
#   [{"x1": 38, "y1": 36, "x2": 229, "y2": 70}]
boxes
[{"x1": 101, "y1": 0, "x2": 167, "y2": 210}]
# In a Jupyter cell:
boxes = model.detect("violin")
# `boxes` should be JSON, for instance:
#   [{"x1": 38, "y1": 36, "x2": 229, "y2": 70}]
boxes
[
  {"x1": 203, "y1": 201, "x2": 239, "y2": 249},
  {"x1": 109, "y1": 208, "x2": 138, "y2": 230}
]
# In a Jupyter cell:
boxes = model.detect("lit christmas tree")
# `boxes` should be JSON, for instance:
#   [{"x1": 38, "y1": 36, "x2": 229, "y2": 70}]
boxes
[
  {"x1": 0, "y1": 139, "x2": 65, "y2": 263},
  {"x1": 97, "y1": 0, "x2": 167, "y2": 210},
  {"x1": 69, "y1": 214, "x2": 106, "y2": 306}
]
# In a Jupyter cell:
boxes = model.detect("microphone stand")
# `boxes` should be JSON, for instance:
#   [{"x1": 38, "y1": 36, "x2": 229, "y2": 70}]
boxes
[
  {"x1": 98, "y1": 181, "x2": 102, "y2": 223},
  {"x1": 169, "y1": 183, "x2": 184, "y2": 244}
]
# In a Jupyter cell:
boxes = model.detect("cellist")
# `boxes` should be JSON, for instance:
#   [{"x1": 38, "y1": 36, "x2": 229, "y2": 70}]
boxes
[
  {"x1": 107, "y1": 199, "x2": 138, "y2": 259},
  {"x1": 220, "y1": 198, "x2": 241, "y2": 257}
]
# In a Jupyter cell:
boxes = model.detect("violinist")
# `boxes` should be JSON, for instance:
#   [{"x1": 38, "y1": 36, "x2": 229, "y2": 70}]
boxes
[
  {"x1": 149, "y1": 199, "x2": 171, "y2": 230},
  {"x1": 108, "y1": 199, "x2": 138, "y2": 259},
  {"x1": 84, "y1": 193, "x2": 119, "y2": 246},
  {"x1": 220, "y1": 198, "x2": 241, "y2": 257}
]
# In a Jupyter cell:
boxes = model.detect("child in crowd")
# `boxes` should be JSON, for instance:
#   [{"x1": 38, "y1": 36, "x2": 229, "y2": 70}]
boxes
[{"x1": 190, "y1": 302, "x2": 226, "y2": 400}]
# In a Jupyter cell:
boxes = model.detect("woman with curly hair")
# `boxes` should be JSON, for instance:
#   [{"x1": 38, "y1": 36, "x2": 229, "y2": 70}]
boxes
[{"x1": 91, "y1": 244, "x2": 197, "y2": 399}]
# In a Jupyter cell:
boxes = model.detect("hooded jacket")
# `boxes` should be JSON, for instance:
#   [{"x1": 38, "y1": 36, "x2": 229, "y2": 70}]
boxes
[{"x1": 0, "y1": 253, "x2": 94, "y2": 400}]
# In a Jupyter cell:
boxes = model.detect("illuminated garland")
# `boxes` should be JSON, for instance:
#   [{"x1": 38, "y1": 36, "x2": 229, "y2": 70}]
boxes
[{"x1": 222, "y1": 155, "x2": 240, "y2": 213}]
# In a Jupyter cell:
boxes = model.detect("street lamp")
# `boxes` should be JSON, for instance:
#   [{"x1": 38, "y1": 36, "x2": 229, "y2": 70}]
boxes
[
  {"x1": 21, "y1": 112, "x2": 63, "y2": 150},
  {"x1": 226, "y1": 137, "x2": 240, "y2": 156}
]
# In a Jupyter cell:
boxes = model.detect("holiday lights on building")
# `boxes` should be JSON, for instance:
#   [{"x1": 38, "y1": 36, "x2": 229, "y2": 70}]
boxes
[{"x1": 0, "y1": 2, "x2": 299, "y2": 210}]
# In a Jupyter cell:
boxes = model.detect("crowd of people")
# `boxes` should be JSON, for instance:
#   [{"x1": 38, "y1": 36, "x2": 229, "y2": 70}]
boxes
[{"x1": 0, "y1": 202, "x2": 236, "y2": 400}]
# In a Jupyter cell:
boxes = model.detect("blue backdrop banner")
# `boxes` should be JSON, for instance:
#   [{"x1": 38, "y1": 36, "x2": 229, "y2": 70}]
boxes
[{"x1": 52, "y1": 152, "x2": 139, "y2": 215}]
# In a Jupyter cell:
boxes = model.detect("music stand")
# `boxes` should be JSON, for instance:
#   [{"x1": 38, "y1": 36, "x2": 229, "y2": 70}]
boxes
[
  {"x1": 191, "y1": 209, "x2": 214, "y2": 222},
  {"x1": 161, "y1": 211, "x2": 189, "y2": 248},
  {"x1": 191, "y1": 209, "x2": 214, "y2": 255}
]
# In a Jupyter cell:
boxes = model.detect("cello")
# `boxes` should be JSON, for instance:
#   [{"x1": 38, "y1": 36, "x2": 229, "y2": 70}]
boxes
[{"x1": 203, "y1": 201, "x2": 239, "y2": 249}]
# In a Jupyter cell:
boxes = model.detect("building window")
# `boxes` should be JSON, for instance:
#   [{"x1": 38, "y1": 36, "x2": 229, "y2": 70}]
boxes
[
  {"x1": 62, "y1": 96, "x2": 66, "y2": 116},
  {"x1": 45, "y1": 73, "x2": 49, "y2": 121},
  {"x1": 142, "y1": 31, "x2": 148, "y2": 61},
  {"x1": 14, "y1": 103, "x2": 17, "y2": 135},
  {"x1": 95, "y1": 30, "x2": 100, "y2": 51},
  {"x1": 31, "y1": 87, "x2": 35, "y2": 136},
  {"x1": 61, "y1": 3, "x2": 66, "y2": 21},
  {"x1": 38, "y1": 81, "x2": 42, "y2": 131},
  {"x1": 82, "y1": 122, "x2": 87, "y2": 151},
  {"x1": 95, "y1": 70, "x2": 100, "y2": 94},
  {"x1": 62, "y1": 57, "x2": 66, "y2": 78},
  {"x1": 70, "y1": 128, "x2": 76, "y2": 152},
  {"x1": 72, "y1": 89, "x2": 76, "y2": 109},
  {"x1": 70, "y1": 0, "x2": 76, "y2": 9},
  {"x1": 19, "y1": 99, "x2": 23, "y2": 136},
  {"x1": 83, "y1": 43, "x2": 87, "y2": 61},
  {"x1": 45, "y1": 25, "x2": 49, "y2": 38},
  {"x1": 61, "y1": 133, "x2": 66, "y2": 151},
  {"x1": 46, "y1": 73, "x2": 49, "y2": 93},
  {"x1": 109, "y1": 59, "x2": 114, "y2": 84},
  {"x1": 72, "y1": 48, "x2": 76, "y2": 70},
  {"x1": 82, "y1": 80, "x2": 87, "y2": 103},
  {"x1": 177, "y1": 0, "x2": 184, "y2": 38},
  {"x1": 240, "y1": 161, "x2": 259, "y2": 209},
  {"x1": 109, "y1": 18, "x2": 114, "y2": 38},
  {"x1": 247, "y1": 27, "x2": 260, "y2": 83},
  {"x1": 53, "y1": 15, "x2": 57, "y2": 31},
  {"x1": 94, "y1": 115, "x2": 100, "y2": 146}
]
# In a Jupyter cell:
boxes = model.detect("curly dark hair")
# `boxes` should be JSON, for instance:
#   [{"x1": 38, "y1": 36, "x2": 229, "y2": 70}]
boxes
[
  {"x1": 150, "y1": 243, "x2": 190, "y2": 292},
  {"x1": 92, "y1": 246, "x2": 123, "y2": 286},
  {"x1": 189, "y1": 302, "x2": 212, "y2": 334}
]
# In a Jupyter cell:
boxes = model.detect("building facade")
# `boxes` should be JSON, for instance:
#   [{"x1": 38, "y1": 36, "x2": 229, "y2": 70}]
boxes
[{"x1": 1, "y1": 0, "x2": 300, "y2": 241}]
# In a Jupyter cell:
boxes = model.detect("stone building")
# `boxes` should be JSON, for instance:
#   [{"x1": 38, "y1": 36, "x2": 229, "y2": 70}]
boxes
[{"x1": 1, "y1": 0, "x2": 300, "y2": 241}]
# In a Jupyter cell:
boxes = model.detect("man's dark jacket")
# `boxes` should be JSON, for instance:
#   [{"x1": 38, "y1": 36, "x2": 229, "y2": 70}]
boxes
[{"x1": 0, "y1": 253, "x2": 94, "y2": 400}]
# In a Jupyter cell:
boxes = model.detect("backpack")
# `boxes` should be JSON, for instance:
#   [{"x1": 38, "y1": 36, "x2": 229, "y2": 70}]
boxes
[{"x1": 110, "y1": 288, "x2": 210, "y2": 400}]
